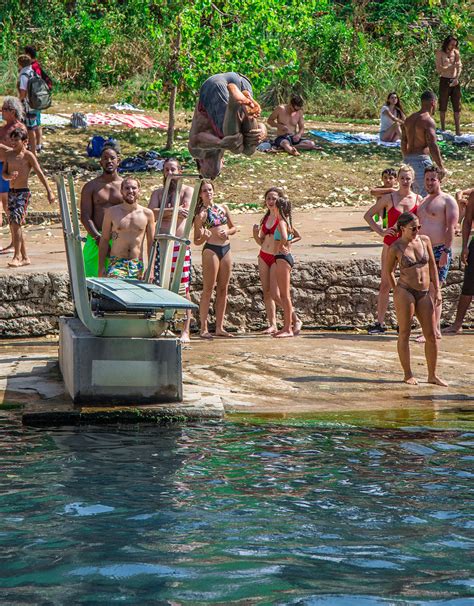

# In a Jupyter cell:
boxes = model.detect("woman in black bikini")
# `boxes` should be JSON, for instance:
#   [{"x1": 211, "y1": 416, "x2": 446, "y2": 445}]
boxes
[
  {"x1": 194, "y1": 180, "x2": 237, "y2": 338},
  {"x1": 385, "y1": 212, "x2": 447, "y2": 386}
]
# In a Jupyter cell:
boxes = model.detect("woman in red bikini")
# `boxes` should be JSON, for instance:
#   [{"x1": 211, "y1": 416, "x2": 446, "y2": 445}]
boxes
[
  {"x1": 364, "y1": 164, "x2": 421, "y2": 334},
  {"x1": 385, "y1": 212, "x2": 447, "y2": 386},
  {"x1": 194, "y1": 180, "x2": 237, "y2": 339}
]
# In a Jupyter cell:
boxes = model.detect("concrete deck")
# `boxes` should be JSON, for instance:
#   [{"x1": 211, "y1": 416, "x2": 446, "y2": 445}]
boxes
[
  {"x1": 0, "y1": 333, "x2": 472, "y2": 426},
  {"x1": 1, "y1": 206, "x2": 465, "y2": 274}
]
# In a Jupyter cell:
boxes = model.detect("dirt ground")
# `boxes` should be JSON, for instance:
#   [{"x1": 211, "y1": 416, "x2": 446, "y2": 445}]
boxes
[{"x1": 7, "y1": 100, "x2": 472, "y2": 214}]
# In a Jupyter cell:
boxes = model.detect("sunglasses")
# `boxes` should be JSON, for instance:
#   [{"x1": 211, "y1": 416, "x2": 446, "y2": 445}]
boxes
[{"x1": 409, "y1": 225, "x2": 421, "y2": 232}]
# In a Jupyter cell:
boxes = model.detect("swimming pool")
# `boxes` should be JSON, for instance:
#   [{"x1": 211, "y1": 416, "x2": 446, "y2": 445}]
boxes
[{"x1": 0, "y1": 411, "x2": 473, "y2": 604}]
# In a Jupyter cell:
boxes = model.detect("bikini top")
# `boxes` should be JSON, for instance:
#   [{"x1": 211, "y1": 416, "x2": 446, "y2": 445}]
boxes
[
  {"x1": 204, "y1": 204, "x2": 227, "y2": 229},
  {"x1": 399, "y1": 238, "x2": 429, "y2": 269},
  {"x1": 383, "y1": 194, "x2": 420, "y2": 246},
  {"x1": 261, "y1": 217, "x2": 279, "y2": 236},
  {"x1": 274, "y1": 226, "x2": 293, "y2": 242}
]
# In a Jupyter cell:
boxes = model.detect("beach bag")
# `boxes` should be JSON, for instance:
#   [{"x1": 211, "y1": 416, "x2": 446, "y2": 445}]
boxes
[
  {"x1": 26, "y1": 72, "x2": 52, "y2": 110},
  {"x1": 71, "y1": 112, "x2": 87, "y2": 128},
  {"x1": 86, "y1": 135, "x2": 118, "y2": 158}
]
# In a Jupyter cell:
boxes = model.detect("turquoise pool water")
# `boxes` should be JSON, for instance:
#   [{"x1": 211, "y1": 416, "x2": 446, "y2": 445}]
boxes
[{"x1": 0, "y1": 412, "x2": 473, "y2": 605}]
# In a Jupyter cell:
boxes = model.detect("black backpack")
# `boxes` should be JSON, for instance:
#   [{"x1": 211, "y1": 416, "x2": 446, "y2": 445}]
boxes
[{"x1": 27, "y1": 72, "x2": 52, "y2": 110}]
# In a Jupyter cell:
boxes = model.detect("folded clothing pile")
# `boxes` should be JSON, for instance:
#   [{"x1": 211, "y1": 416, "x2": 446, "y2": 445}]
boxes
[{"x1": 119, "y1": 151, "x2": 165, "y2": 173}]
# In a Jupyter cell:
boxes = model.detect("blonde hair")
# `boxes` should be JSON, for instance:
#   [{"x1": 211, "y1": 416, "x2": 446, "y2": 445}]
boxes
[{"x1": 398, "y1": 164, "x2": 415, "y2": 180}]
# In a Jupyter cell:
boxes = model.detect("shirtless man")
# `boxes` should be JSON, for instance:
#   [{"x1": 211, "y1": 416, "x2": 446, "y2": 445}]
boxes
[
  {"x1": 188, "y1": 72, "x2": 267, "y2": 179},
  {"x1": 418, "y1": 165, "x2": 458, "y2": 338},
  {"x1": 148, "y1": 158, "x2": 193, "y2": 342},
  {"x1": 80, "y1": 144, "x2": 123, "y2": 276},
  {"x1": 443, "y1": 190, "x2": 474, "y2": 335},
  {"x1": 267, "y1": 93, "x2": 318, "y2": 155},
  {"x1": 2, "y1": 127, "x2": 55, "y2": 267},
  {"x1": 402, "y1": 90, "x2": 446, "y2": 196},
  {"x1": 98, "y1": 177, "x2": 154, "y2": 279}
]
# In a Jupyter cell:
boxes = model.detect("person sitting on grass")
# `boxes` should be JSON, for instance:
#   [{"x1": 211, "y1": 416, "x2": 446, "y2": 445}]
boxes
[
  {"x1": 98, "y1": 177, "x2": 154, "y2": 280},
  {"x1": 385, "y1": 211, "x2": 447, "y2": 387},
  {"x1": 379, "y1": 92, "x2": 405, "y2": 142},
  {"x1": 2, "y1": 126, "x2": 54, "y2": 267},
  {"x1": 267, "y1": 94, "x2": 319, "y2": 156}
]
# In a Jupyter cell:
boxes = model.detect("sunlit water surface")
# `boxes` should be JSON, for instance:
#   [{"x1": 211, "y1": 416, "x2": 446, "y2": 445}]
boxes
[{"x1": 0, "y1": 412, "x2": 473, "y2": 605}]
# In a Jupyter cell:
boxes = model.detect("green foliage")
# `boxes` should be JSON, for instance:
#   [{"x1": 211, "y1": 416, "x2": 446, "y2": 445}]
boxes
[{"x1": 0, "y1": 0, "x2": 472, "y2": 116}]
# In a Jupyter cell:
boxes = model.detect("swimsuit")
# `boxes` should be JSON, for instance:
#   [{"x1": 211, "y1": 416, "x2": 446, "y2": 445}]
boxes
[
  {"x1": 274, "y1": 134, "x2": 305, "y2": 148},
  {"x1": 383, "y1": 194, "x2": 419, "y2": 246},
  {"x1": 154, "y1": 242, "x2": 191, "y2": 295},
  {"x1": 432, "y1": 243, "x2": 452, "y2": 284},
  {"x1": 461, "y1": 237, "x2": 474, "y2": 297},
  {"x1": 439, "y1": 77, "x2": 461, "y2": 113},
  {"x1": 106, "y1": 256, "x2": 144, "y2": 279},
  {"x1": 259, "y1": 250, "x2": 275, "y2": 267},
  {"x1": 83, "y1": 233, "x2": 111, "y2": 278},
  {"x1": 0, "y1": 162, "x2": 9, "y2": 194},
  {"x1": 198, "y1": 72, "x2": 253, "y2": 138},
  {"x1": 204, "y1": 204, "x2": 228, "y2": 229},
  {"x1": 203, "y1": 242, "x2": 230, "y2": 260},
  {"x1": 8, "y1": 188, "x2": 30, "y2": 225},
  {"x1": 258, "y1": 217, "x2": 279, "y2": 266},
  {"x1": 275, "y1": 253, "x2": 294, "y2": 268},
  {"x1": 397, "y1": 239, "x2": 430, "y2": 302},
  {"x1": 261, "y1": 217, "x2": 279, "y2": 236}
]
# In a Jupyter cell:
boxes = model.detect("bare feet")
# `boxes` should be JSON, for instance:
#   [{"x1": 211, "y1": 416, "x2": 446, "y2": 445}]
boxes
[
  {"x1": 200, "y1": 331, "x2": 213, "y2": 340},
  {"x1": 404, "y1": 376, "x2": 418, "y2": 385},
  {"x1": 273, "y1": 329, "x2": 294, "y2": 338},
  {"x1": 261, "y1": 326, "x2": 277, "y2": 335},
  {"x1": 7, "y1": 257, "x2": 22, "y2": 268},
  {"x1": 288, "y1": 147, "x2": 300, "y2": 156},
  {"x1": 442, "y1": 324, "x2": 463, "y2": 335},
  {"x1": 242, "y1": 90, "x2": 261, "y2": 117},
  {"x1": 215, "y1": 330, "x2": 234, "y2": 338},
  {"x1": 415, "y1": 333, "x2": 441, "y2": 344},
  {"x1": 20, "y1": 257, "x2": 31, "y2": 266},
  {"x1": 180, "y1": 331, "x2": 191, "y2": 344},
  {"x1": 428, "y1": 375, "x2": 449, "y2": 387},
  {"x1": 227, "y1": 84, "x2": 261, "y2": 117},
  {"x1": 293, "y1": 319, "x2": 303, "y2": 336}
]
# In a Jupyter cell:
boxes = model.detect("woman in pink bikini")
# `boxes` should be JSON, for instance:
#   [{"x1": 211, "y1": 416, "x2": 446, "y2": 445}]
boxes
[
  {"x1": 194, "y1": 180, "x2": 237, "y2": 338},
  {"x1": 364, "y1": 164, "x2": 421, "y2": 334}
]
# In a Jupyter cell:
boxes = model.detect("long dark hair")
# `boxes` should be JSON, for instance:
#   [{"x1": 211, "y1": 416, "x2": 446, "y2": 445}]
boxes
[
  {"x1": 194, "y1": 179, "x2": 214, "y2": 219},
  {"x1": 441, "y1": 35, "x2": 458, "y2": 53},
  {"x1": 260, "y1": 187, "x2": 284, "y2": 227},
  {"x1": 386, "y1": 91, "x2": 405, "y2": 119},
  {"x1": 276, "y1": 197, "x2": 294, "y2": 235}
]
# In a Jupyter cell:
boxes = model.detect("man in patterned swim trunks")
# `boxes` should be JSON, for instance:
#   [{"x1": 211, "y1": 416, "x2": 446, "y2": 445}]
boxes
[
  {"x1": 418, "y1": 165, "x2": 458, "y2": 338},
  {"x1": 2, "y1": 127, "x2": 54, "y2": 267},
  {"x1": 98, "y1": 177, "x2": 154, "y2": 280},
  {"x1": 188, "y1": 72, "x2": 267, "y2": 179}
]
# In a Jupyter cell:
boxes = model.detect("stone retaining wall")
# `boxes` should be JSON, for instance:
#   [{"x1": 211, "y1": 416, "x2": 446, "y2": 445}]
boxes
[{"x1": 0, "y1": 259, "x2": 472, "y2": 337}]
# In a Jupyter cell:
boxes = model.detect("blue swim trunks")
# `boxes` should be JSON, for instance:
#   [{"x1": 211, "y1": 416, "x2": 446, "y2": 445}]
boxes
[
  {"x1": 0, "y1": 162, "x2": 9, "y2": 194},
  {"x1": 25, "y1": 109, "x2": 41, "y2": 130},
  {"x1": 432, "y1": 243, "x2": 452, "y2": 284}
]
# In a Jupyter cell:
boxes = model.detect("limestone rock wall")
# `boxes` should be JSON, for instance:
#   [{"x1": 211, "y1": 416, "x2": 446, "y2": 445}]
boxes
[{"x1": 0, "y1": 259, "x2": 472, "y2": 337}]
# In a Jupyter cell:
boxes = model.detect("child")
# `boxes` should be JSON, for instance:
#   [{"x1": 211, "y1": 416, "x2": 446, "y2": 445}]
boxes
[
  {"x1": 371, "y1": 168, "x2": 398, "y2": 228},
  {"x1": 2, "y1": 127, "x2": 55, "y2": 267}
]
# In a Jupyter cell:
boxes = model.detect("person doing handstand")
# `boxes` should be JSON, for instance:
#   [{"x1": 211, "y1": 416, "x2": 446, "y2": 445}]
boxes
[
  {"x1": 188, "y1": 72, "x2": 267, "y2": 179},
  {"x1": 267, "y1": 94, "x2": 319, "y2": 155},
  {"x1": 98, "y1": 177, "x2": 154, "y2": 279}
]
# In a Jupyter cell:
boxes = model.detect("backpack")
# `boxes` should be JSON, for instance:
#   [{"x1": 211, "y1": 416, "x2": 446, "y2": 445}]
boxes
[
  {"x1": 27, "y1": 72, "x2": 52, "y2": 110},
  {"x1": 86, "y1": 135, "x2": 118, "y2": 158},
  {"x1": 71, "y1": 112, "x2": 87, "y2": 128}
]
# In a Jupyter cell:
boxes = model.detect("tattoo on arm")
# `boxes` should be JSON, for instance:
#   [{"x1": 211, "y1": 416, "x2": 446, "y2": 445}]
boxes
[{"x1": 111, "y1": 231, "x2": 118, "y2": 241}]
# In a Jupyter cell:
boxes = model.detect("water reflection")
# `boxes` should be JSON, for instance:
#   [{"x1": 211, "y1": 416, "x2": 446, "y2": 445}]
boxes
[{"x1": 0, "y1": 414, "x2": 473, "y2": 604}]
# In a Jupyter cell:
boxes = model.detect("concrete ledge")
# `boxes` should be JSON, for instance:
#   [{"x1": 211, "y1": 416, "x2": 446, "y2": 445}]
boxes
[{"x1": 0, "y1": 260, "x2": 473, "y2": 338}]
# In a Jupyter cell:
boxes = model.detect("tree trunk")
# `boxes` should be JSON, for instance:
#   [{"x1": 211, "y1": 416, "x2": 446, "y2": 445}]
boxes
[{"x1": 166, "y1": 84, "x2": 177, "y2": 150}]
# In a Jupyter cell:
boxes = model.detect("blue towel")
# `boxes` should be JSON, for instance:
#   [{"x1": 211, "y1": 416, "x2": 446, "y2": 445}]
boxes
[{"x1": 309, "y1": 130, "x2": 377, "y2": 145}]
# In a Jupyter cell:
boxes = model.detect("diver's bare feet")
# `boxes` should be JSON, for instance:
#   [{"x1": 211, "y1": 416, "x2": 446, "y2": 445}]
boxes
[
  {"x1": 261, "y1": 326, "x2": 277, "y2": 335},
  {"x1": 7, "y1": 257, "x2": 22, "y2": 267},
  {"x1": 200, "y1": 331, "x2": 213, "y2": 340},
  {"x1": 428, "y1": 375, "x2": 448, "y2": 387},
  {"x1": 215, "y1": 330, "x2": 234, "y2": 338},
  {"x1": 20, "y1": 257, "x2": 31, "y2": 266},
  {"x1": 242, "y1": 90, "x2": 261, "y2": 116},
  {"x1": 404, "y1": 375, "x2": 418, "y2": 385},
  {"x1": 274, "y1": 329, "x2": 294, "y2": 338},
  {"x1": 442, "y1": 324, "x2": 462, "y2": 335},
  {"x1": 293, "y1": 319, "x2": 303, "y2": 336},
  {"x1": 227, "y1": 84, "x2": 261, "y2": 117}
]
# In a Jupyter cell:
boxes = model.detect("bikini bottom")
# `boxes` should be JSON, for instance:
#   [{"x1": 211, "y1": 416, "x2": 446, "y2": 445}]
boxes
[
  {"x1": 203, "y1": 242, "x2": 230, "y2": 260},
  {"x1": 275, "y1": 253, "x2": 294, "y2": 268},
  {"x1": 398, "y1": 282, "x2": 429, "y2": 303},
  {"x1": 258, "y1": 250, "x2": 275, "y2": 267}
]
